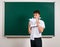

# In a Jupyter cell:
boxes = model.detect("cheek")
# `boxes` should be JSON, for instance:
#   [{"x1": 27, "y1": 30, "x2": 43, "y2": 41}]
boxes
[
  {"x1": 37, "y1": 14, "x2": 40, "y2": 17},
  {"x1": 36, "y1": 15, "x2": 39, "y2": 18},
  {"x1": 34, "y1": 15, "x2": 39, "y2": 18},
  {"x1": 38, "y1": 16, "x2": 39, "y2": 17}
]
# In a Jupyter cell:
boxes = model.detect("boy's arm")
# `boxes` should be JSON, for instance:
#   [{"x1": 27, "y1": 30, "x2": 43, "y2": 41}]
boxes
[
  {"x1": 36, "y1": 19, "x2": 45, "y2": 33},
  {"x1": 37, "y1": 24, "x2": 44, "y2": 32},
  {"x1": 28, "y1": 22, "x2": 31, "y2": 34}
]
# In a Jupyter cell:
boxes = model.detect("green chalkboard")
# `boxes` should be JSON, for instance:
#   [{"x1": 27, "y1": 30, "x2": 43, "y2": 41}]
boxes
[{"x1": 5, "y1": 2, "x2": 54, "y2": 37}]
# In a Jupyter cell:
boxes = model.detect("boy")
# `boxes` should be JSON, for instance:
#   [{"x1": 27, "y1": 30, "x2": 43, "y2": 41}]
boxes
[{"x1": 28, "y1": 10, "x2": 45, "y2": 47}]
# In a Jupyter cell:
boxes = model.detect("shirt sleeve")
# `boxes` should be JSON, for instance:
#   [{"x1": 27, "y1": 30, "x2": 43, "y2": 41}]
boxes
[{"x1": 39, "y1": 20, "x2": 45, "y2": 28}]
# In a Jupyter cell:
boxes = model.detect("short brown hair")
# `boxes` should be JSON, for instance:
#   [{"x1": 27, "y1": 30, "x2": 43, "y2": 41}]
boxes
[{"x1": 33, "y1": 10, "x2": 40, "y2": 14}]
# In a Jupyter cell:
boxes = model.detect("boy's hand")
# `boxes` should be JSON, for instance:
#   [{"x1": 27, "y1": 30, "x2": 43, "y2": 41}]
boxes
[{"x1": 36, "y1": 18, "x2": 40, "y2": 26}]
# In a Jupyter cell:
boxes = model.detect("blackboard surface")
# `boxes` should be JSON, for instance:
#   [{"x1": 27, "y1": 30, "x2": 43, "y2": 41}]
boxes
[{"x1": 5, "y1": 2, "x2": 54, "y2": 37}]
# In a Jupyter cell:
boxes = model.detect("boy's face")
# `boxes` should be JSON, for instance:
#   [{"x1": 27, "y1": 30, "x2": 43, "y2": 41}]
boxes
[{"x1": 33, "y1": 13, "x2": 40, "y2": 19}]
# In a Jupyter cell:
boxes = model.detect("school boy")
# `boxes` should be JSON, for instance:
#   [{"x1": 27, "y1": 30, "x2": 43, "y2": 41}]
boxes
[{"x1": 28, "y1": 10, "x2": 45, "y2": 47}]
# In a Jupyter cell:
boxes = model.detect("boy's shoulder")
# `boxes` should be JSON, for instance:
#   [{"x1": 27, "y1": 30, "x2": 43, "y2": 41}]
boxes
[{"x1": 39, "y1": 20, "x2": 45, "y2": 23}]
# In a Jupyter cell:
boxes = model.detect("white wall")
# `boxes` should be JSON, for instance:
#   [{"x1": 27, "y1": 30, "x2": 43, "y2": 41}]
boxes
[{"x1": 0, "y1": 0, "x2": 60, "y2": 47}]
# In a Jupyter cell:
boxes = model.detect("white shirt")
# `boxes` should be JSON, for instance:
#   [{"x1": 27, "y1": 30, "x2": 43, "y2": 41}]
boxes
[{"x1": 29, "y1": 18, "x2": 45, "y2": 40}]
